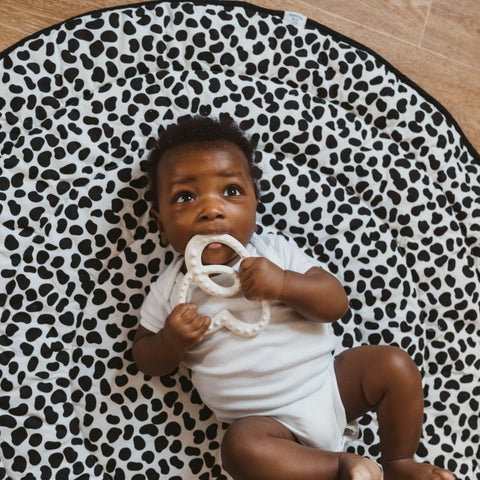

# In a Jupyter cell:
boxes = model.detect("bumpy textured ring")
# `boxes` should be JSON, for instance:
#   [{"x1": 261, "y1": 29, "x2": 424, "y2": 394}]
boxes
[{"x1": 176, "y1": 234, "x2": 271, "y2": 337}]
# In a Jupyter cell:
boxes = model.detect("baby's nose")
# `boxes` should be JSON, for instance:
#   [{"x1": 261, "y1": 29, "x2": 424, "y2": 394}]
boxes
[{"x1": 199, "y1": 197, "x2": 224, "y2": 220}]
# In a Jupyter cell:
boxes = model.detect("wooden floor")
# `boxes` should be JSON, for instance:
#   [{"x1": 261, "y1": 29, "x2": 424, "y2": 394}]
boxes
[{"x1": 0, "y1": 0, "x2": 478, "y2": 153}]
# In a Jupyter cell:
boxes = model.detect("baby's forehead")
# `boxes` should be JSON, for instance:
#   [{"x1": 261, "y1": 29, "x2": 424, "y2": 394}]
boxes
[
  {"x1": 164, "y1": 139, "x2": 244, "y2": 155},
  {"x1": 159, "y1": 140, "x2": 250, "y2": 170},
  {"x1": 152, "y1": 137, "x2": 260, "y2": 199}
]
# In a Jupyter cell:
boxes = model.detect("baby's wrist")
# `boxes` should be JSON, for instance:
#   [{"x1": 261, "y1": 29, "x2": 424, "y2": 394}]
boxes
[{"x1": 160, "y1": 328, "x2": 188, "y2": 358}]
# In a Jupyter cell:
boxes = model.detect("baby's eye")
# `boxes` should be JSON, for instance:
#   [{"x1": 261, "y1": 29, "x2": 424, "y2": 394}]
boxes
[
  {"x1": 174, "y1": 192, "x2": 195, "y2": 203},
  {"x1": 223, "y1": 185, "x2": 242, "y2": 197}
]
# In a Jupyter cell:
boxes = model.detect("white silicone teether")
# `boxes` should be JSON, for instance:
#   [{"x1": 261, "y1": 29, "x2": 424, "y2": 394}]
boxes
[{"x1": 176, "y1": 234, "x2": 271, "y2": 337}]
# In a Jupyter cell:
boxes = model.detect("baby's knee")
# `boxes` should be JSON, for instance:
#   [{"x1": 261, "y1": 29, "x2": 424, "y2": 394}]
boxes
[
  {"x1": 386, "y1": 346, "x2": 418, "y2": 371},
  {"x1": 221, "y1": 419, "x2": 260, "y2": 473},
  {"x1": 221, "y1": 422, "x2": 242, "y2": 465},
  {"x1": 381, "y1": 346, "x2": 422, "y2": 385},
  {"x1": 221, "y1": 416, "x2": 289, "y2": 476}
]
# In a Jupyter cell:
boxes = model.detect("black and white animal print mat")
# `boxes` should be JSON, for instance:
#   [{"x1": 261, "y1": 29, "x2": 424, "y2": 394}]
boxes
[{"x1": 1, "y1": 1, "x2": 478, "y2": 478}]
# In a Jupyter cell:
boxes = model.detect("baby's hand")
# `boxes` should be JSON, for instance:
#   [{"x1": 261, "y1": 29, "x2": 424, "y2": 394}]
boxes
[
  {"x1": 163, "y1": 303, "x2": 211, "y2": 353},
  {"x1": 239, "y1": 257, "x2": 285, "y2": 301}
]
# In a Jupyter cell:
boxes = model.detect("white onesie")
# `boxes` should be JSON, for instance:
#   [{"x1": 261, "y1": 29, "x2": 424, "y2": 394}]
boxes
[{"x1": 140, "y1": 231, "x2": 347, "y2": 450}]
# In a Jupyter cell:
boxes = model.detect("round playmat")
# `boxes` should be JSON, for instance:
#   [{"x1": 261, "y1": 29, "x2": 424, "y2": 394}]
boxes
[{"x1": 0, "y1": 1, "x2": 478, "y2": 479}]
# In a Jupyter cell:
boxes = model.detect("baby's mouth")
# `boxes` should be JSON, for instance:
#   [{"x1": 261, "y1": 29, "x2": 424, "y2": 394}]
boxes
[
  {"x1": 205, "y1": 242, "x2": 223, "y2": 250},
  {"x1": 195, "y1": 231, "x2": 232, "y2": 251}
]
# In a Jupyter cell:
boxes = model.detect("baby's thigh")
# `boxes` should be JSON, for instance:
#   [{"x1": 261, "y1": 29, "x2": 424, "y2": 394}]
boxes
[
  {"x1": 221, "y1": 416, "x2": 297, "y2": 467},
  {"x1": 221, "y1": 415, "x2": 345, "y2": 479},
  {"x1": 223, "y1": 416, "x2": 297, "y2": 447}
]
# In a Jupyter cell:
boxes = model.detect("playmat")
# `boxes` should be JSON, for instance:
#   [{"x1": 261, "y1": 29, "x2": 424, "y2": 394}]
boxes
[{"x1": 0, "y1": 1, "x2": 479, "y2": 478}]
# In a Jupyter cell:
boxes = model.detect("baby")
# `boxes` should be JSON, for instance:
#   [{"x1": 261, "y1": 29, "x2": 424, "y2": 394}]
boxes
[{"x1": 133, "y1": 116, "x2": 455, "y2": 480}]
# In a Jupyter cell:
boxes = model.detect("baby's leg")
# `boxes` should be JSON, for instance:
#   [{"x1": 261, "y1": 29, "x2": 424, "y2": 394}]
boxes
[
  {"x1": 221, "y1": 415, "x2": 381, "y2": 480},
  {"x1": 335, "y1": 345, "x2": 455, "y2": 480}
]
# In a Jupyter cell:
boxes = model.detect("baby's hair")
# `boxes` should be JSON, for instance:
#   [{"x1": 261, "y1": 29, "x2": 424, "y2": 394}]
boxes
[{"x1": 147, "y1": 115, "x2": 260, "y2": 209}]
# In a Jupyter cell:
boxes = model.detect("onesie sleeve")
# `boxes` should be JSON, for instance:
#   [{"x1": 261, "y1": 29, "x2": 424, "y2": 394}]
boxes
[
  {"x1": 140, "y1": 279, "x2": 170, "y2": 334},
  {"x1": 261, "y1": 232, "x2": 320, "y2": 274}
]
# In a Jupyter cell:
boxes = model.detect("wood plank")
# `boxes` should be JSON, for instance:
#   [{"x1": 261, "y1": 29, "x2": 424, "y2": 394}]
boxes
[
  {"x1": 250, "y1": 0, "x2": 432, "y2": 44},
  {"x1": 0, "y1": 0, "x2": 142, "y2": 50},
  {"x1": 422, "y1": 0, "x2": 480, "y2": 69}
]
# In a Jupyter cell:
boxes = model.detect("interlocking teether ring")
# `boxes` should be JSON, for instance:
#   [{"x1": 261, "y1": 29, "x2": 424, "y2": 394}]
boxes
[{"x1": 176, "y1": 234, "x2": 271, "y2": 337}]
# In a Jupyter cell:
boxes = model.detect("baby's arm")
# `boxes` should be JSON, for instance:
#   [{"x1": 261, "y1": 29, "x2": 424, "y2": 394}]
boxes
[
  {"x1": 239, "y1": 257, "x2": 348, "y2": 323},
  {"x1": 133, "y1": 303, "x2": 210, "y2": 376}
]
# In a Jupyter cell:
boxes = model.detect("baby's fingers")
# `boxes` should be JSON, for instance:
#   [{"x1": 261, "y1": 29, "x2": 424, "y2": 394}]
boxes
[
  {"x1": 172, "y1": 302, "x2": 197, "y2": 318},
  {"x1": 240, "y1": 277, "x2": 259, "y2": 301},
  {"x1": 239, "y1": 257, "x2": 258, "y2": 278},
  {"x1": 239, "y1": 256, "x2": 256, "y2": 270},
  {"x1": 191, "y1": 313, "x2": 211, "y2": 332}
]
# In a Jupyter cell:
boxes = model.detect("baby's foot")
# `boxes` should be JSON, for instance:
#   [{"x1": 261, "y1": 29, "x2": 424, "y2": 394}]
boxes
[
  {"x1": 338, "y1": 452, "x2": 382, "y2": 480},
  {"x1": 382, "y1": 458, "x2": 455, "y2": 480}
]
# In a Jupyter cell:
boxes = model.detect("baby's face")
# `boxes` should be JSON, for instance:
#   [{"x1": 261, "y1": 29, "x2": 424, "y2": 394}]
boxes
[{"x1": 152, "y1": 141, "x2": 258, "y2": 266}]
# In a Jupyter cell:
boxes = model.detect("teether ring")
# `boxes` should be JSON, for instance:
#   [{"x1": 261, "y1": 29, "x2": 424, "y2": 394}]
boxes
[{"x1": 176, "y1": 234, "x2": 271, "y2": 337}]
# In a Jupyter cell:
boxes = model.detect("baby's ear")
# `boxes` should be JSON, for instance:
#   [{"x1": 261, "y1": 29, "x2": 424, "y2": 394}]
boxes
[
  {"x1": 150, "y1": 208, "x2": 169, "y2": 248},
  {"x1": 150, "y1": 207, "x2": 161, "y2": 225}
]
